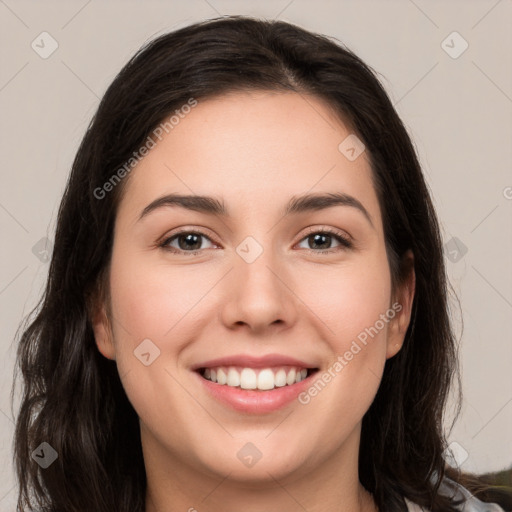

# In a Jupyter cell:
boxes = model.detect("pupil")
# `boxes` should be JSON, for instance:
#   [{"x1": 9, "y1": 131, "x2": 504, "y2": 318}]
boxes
[
  {"x1": 311, "y1": 233, "x2": 330, "y2": 249},
  {"x1": 179, "y1": 234, "x2": 201, "y2": 250}
]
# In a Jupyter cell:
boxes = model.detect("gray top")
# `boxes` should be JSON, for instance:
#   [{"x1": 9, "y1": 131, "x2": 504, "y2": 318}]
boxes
[{"x1": 405, "y1": 477, "x2": 506, "y2": 511}]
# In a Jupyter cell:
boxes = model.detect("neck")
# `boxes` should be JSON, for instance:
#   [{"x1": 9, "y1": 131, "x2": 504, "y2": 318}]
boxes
[{"x1": 146, "y1": 482, "x2": 375, "y2": 512}]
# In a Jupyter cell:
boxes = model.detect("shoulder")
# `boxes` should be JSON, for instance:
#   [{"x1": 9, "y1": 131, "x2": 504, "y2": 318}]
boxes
[
  {"x1": 404, "y1": 477, "x2": 507, "y2": 512},
  {"x1": 404, "y1": 497, "x2": 427, "y2": 511}
]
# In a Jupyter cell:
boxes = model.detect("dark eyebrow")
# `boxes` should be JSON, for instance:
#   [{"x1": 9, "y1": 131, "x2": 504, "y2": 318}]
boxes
[
  {"x1": 138, "y1": 194, "x2": 226, "y2": 221},
  {"x1": 284, "y1": 192, "x2": 374, "y2": 228},
  {"x1": 138, "y1": 192, "x2": 374, "y2": 228}
]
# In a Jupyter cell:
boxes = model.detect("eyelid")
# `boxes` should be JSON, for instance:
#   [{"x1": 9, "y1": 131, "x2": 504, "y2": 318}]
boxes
[
  {"x1": 158, "y1": 226, "x2": 221, "y2": 247},
  {"x1": 295, "y1": 225, "x2": 353, "y2": 253},
  {"x1": 158, "y1": 225, "x2": 353, "y2": 255},
  {"x1": 299, "y1": 225, "x2": 353, "y2": 244}
]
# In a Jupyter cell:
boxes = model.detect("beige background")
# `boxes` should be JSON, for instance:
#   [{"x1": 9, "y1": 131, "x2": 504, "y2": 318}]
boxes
[{"x1": 1, "y1": 0, "x2": 511, "y2": 508}]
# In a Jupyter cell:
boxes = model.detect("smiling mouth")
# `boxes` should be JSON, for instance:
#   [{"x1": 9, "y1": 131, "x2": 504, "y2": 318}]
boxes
[{"x1": 197, "y1": 366, "x2": 319, "y2": 391}]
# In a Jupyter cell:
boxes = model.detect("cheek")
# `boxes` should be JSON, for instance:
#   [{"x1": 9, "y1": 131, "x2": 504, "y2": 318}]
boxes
[
  {"x1": 295, "y1": 247, "x2": 393, "y2": 408},
  {"x1": 106, "y1": 250, "x2": 223, "y2": 415},
  {"x1": 105, "y1": 252, "x2": 199, "y2": 433},
  {"x1": 108, "y1": 251, "x2": 212, "y2": 352},
  {"x1": 298, "y1": 248, "x2": 393, "y2": 352}
]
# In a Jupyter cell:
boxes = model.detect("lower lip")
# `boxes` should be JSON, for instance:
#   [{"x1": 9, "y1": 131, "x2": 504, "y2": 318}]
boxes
[{"x1": 195, "y1": 371, "x2": 316, "y2": 414}]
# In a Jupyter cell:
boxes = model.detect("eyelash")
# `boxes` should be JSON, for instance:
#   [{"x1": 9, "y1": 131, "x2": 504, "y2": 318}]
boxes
[{"x1": 158, "y1": 226, "x2": 353, "y2": 256}]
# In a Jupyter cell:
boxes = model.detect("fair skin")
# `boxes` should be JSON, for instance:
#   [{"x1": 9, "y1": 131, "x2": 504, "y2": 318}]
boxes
[{"x1": 92, "y1": 90, "x2": 415, "y2": 512}]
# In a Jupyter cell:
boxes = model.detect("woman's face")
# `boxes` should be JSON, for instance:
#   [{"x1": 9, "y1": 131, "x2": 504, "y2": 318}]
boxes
[{"x1": 93, "y1": 90, "x2": 414, "y2": 485}]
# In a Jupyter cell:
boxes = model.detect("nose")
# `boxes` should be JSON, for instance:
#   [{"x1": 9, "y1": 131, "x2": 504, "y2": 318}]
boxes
[{"x1": 219, "y1": 241, "x2": 298, "y2": 336}]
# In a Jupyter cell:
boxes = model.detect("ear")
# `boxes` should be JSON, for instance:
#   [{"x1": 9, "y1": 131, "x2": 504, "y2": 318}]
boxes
[
  {"x1": 386, "y1": 249, "x2": 415, "y2": 359},
  {"x1": 88, "y1": 287, "x2": 116, "y2": 361}
]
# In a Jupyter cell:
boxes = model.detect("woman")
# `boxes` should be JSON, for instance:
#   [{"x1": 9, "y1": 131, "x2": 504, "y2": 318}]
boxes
[{"x1": 13, "y1": 15, "x2": 510, "y2": 512}]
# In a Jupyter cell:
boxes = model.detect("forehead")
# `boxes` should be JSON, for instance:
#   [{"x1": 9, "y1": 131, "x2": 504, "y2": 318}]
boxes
[{"x1": 117, "y1": 90, "x2": 380, "y2": 226}]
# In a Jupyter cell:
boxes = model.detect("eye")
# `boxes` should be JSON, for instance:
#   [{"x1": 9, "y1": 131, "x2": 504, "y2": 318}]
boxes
[
  {"x1": 159, "y1": 227, "x2": 353, "y2": 256},
  {"x1": 159, "y1": 230, "x2": 218, "y2": 255},
  {"x1": 296, "y1": 227, "x2": 353, "y2": 254}
]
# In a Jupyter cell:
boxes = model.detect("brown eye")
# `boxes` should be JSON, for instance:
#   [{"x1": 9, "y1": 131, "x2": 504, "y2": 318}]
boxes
[
  {"x1": 160, "y1": 230, "x2": 216, "y2": 255},
  {"x1": 297, "y1": 229, "x2": 352, "y2": 253}
]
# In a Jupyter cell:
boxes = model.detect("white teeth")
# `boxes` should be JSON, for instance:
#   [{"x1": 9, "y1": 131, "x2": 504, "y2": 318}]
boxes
[
  {"x1": 274, "y1": 369, "x2": 287, "y2": 387},
  {"x1": 201, "y1": 366, "x2": 312, "y2": 390},
  {"x1": 295, "y1": 369, "x2": 308, "y2": 383},
  {"x1": 227, "y1": 367, "x2": 240, "y2": 387},
  {"x1": 217, "y1": 368, "x2": 227, "y2": 385},
  {"x1": 240, "y1": 368, "x2": 257, "y2": 389},
  {"x1": 257, "y1": 369, "x2": 275, "y2": 390}
]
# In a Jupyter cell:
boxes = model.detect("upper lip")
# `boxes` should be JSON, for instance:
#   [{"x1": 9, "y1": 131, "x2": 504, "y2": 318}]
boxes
[{"x1": 191, "y1": 353, "x2": 318, "y2": 371}]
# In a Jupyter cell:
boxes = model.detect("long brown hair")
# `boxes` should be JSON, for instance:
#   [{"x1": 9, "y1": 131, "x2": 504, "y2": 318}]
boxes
[{"x1": 12, "y1": 15, "x2": 505, "y2": 512}]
